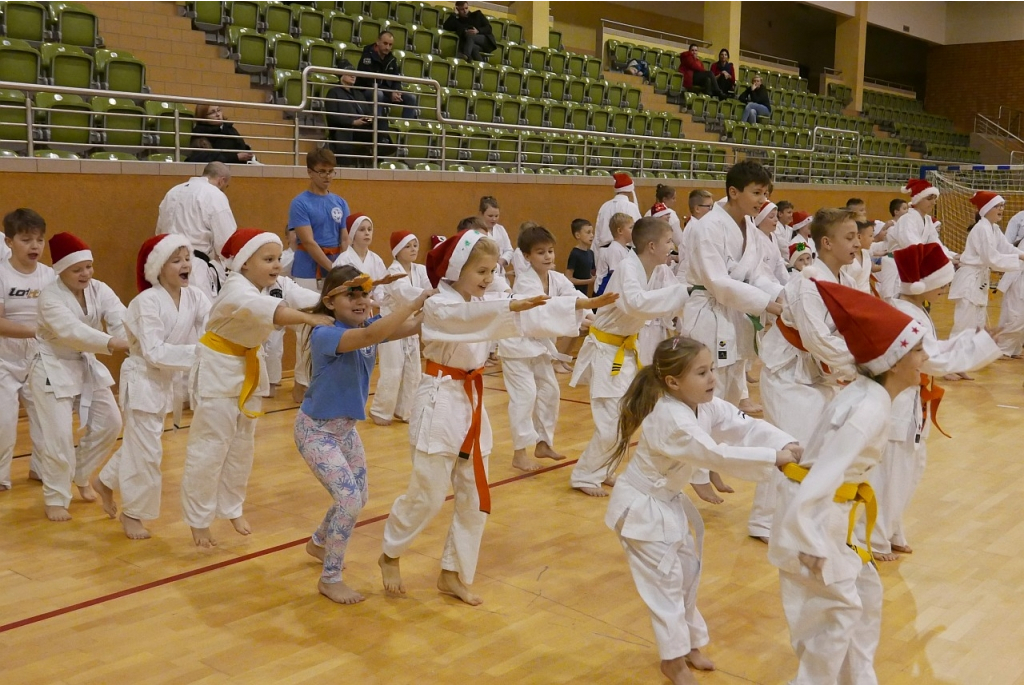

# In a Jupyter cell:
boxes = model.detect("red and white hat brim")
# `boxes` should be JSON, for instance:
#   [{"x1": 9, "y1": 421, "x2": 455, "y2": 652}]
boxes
[
  {"x1": 792, "y1": 216, "x2": 813, "y2": 231},
  {"x1": 899, "y1": 260, "x2": 955, "y2": 295},
  {"x1": 905, "y1": 186, "x2": 939, "y2": 205},
  {"x1": 755, "y1": 202, "x2": 777, "y2": 226},
  {"x1": 978, "y1": 194, "x2": 1005, "y2": 218},
  {"x1": 145, "y1": 235, "x2": 192, "y2": 287},
  {"x1": 445, "y1": 230, "x2": 487, "y2": 282},
  {"x1": 231, "y1": 233, "x2": 282, "y2": 272},
  {"x1": 53, "y1": 250, "x2": 93, "y2": 275},
  {"x1": 863, "y1": 319, "x2": 926, "y2": 375},
  {"x1": 391, "y1": 233, "x2": 417, "y2": 257}
]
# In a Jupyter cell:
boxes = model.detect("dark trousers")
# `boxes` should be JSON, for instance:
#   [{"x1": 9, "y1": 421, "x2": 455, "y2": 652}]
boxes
[
  {"x1": 460, "y1": 33, "x2": 493, "y2": 62},
  {"x1": 692, "y1": 71, "x2": 724, "y2": 98}
]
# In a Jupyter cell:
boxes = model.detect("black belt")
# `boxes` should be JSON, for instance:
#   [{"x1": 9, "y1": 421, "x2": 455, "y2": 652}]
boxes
[{"x1": 193, "y1": 249, "x2": 221, "y2": 292}]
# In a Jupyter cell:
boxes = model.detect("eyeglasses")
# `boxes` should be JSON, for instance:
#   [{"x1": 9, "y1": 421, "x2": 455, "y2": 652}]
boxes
[{"x1": 311, "y1": 168, "x2": 335, "y2": 178}]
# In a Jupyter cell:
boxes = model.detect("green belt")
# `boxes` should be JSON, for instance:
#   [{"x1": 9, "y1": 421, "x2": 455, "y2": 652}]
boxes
[{"x1": 686, "y1": 285, "x2": 763, "y2": 351}]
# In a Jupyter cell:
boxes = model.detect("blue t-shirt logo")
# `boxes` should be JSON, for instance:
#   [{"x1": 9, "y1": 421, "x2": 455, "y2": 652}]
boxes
[{"x1": 331, "y1": 207, "x2": 344, "y2": 224}]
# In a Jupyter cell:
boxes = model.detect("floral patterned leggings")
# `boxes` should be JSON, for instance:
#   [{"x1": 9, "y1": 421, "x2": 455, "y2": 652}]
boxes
[{"x1": 294, "y1": 410, "x2": 368, "y2": 584}]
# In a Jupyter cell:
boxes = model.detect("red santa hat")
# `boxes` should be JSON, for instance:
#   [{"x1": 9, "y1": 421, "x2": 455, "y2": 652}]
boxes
[
  {"x1": 893, "y1": 243, "x2": 955, "y2": 295},
  {"x1": 788, "y1": 241, "x2": 812, "y2": 267},
  {"x1": 49, "y1": 232, "x2": 93, "y2": 275},
  {"x1": 814, "y1": 280, "x2": 925, "y2": 375},
  {"x1": 425, "y1": 228, "x2": 488, "y2": 287},
  {"x1": 613, "y1": 172, "x2": 638, "y2": 206},
  {"x1": 137, "y1": 233, "x2": 191, "y2": 292},
  {"x1": 754, "y1": 201, "x2": 777, "y2": 226},
  {"x1": 650, "y1": 202, "x2": 671, "y2": 218},
  {"x1": 390, "y1": 230, "x2": 417, "y2": 257},
  {"x1": 902, "y1": 178, "x2": 939, "y2": 206},
  {"x1": 346, "y1": 213, "x2": 372, "y2": 233},
  {"x1": 970, "y1": 190, "x2": 1005, "y2": 218},
  {"x1": 430, "y1": 235, "x2": 446, "y2": 249},
  {"x1": 221, "y1": 228, "x2": 282, "y2": 272},
  {"x1": 791, "y1": 211, "x2": 812, "y2": 231}
]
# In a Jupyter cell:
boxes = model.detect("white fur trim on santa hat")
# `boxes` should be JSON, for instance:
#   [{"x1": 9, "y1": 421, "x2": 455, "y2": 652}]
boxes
[
  {"x1": 792, "y1": 215, "x2": 813, "y2": 231},
  {"x1": 231, "y1": 233, "x2": 282, "y2": 272},
  {"x1": 873, "y1": 220, "x2": 887, "y2": 236},
  {"x1": 979, "y1": 194, "x2": 1005, "y2": 218},
  {"x1": 53, "y1": 250, "x2": 93, "y2": 275},
  {"x1": 754, "y1": 202, "x2": 777, "y2": 226},
  {"x1": 145, "y1": 234, "x2": 191, "y2": 288},
  {"x1": 900, "y1": 260, "x2": 955, "y2": 296},
  {"x1": 904, "y1": 185, "x2": 939, "y2": 206},
  {"x1": 445, "y1": 229, "x2": 486, "y2": 282},
  {"x1": 392, "y1": 233, "x2": 417, "y2": 257},
  {"x1": 863, "y1": 318, "x2": 926, "y2": 376}
]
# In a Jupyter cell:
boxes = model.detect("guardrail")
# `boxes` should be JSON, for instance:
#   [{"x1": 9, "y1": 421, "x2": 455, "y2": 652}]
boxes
[
  {"x1": 599, "y1": 19, "x2": 706, "y2": 51},
  {"x1": 738, "y1": 49, "x2": 799, "y2": 71},
  {"x1": 0, "y1": 65, "x2": 965, "y2": 184},
  {"x1": 974, "y1": 113, "x2": 1024, "y2": 154},
  {"x1": 863, "y1": 77, "x2": 917, "y2": 97}
]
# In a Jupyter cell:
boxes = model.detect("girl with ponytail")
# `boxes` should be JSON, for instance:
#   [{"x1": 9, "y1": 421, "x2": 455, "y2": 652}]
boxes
[{"x1": 603, "y1": 336, "x2": 801, "y2": 685}]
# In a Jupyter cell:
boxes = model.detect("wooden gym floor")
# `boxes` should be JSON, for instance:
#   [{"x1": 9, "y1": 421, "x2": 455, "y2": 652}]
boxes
[{"x1": 1, "y1": 297, "x2": 1022, "y2": 684}]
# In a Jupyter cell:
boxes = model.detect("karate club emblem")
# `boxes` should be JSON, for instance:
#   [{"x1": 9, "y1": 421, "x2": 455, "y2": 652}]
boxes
[{"x1": 331, "y1": 207, "x2": 344, "y2": 223}]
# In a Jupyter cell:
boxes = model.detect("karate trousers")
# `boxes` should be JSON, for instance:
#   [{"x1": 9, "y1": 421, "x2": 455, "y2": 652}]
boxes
[
  {"x1": 502, "y1": 357, "x2": 559, "y2": 450},
  {"x1": 369, "y1": 338, "x2": 420, "y2": 423},
  {"x1": 0, "y1": 356, "x2": 43, "y2": 487},
  {"x1": 950, "y1": 299, "x2": 987, "y2": 337},
  {"x1": 997, "y1": 276, "x2": 1024, "y2": 356},
  {"x1": 98, "y1": 408, "x2": 166, "y2": 521}
]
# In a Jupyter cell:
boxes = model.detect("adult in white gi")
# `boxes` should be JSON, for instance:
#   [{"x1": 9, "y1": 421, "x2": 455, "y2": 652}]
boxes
[
  {"x1": 155, "y1": 162, "x2": 236, "y2": 301},
  {"x1": 595, "y1": 172, "x2": 642, "y2": 249}
]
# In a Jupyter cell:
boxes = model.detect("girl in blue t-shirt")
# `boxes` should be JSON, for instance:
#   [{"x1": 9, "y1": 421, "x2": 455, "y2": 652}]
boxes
[{"x1": 294, "y1": 264, "x2": 432, "y2": 605}]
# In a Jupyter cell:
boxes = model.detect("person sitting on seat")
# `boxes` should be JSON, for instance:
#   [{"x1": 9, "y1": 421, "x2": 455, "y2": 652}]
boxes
[
  {"x1": 678, "y1": 44, "x2": 725, "y2": 100},
  {"x1": 355, "y1": 31, "x2": 418, "y2": 121},
  {"x1": 191, "y1": 104, "x2": 253, "y2": 163},
  {"x1": 739, "y1": 75, "x2": 772, "y2": 124},
  {"x1": 710, "y1": 49, "x2": 736, "y2": 97},
  {"x1": 326, "y1": 60, "x2": 376, "y2": 168},
  {"x1": 443, "y1": 1, "x2": 496, "y2": 62}
]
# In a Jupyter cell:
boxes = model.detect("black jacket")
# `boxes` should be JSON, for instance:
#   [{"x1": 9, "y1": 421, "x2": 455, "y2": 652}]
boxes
[
  {"x1": 354, "y1": 44, "x2": 401, "y2": 93},
  {"x1": 190, "y1": 121, "x2": 251, "y2": 163},
  {"x1": 739, "y1": 85, "x2": 771, "y2": 111},
  {"x1": 324, "y1": 86, "x2": 373, "y2": 142},
  {"x1": 443, "y1": 10, "x2": 496, "y2": 51}
]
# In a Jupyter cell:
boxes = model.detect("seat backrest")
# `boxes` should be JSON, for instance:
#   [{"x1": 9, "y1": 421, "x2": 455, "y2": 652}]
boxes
[
  {"x1": 3, "y1": 1, "x2": 47, "y2": 41},
  {"x1": 264, "y1": 3, "x2": 294, "y2": 34},
  {"x1": 295, "y1": 7, "x2": 326, "y2": 37},
  {"x1": 0, "y1": 38, "x2": 41, "y2": 84},
  {"x1": 330, "y1": 13, "x2": 355, "y2": 42}
]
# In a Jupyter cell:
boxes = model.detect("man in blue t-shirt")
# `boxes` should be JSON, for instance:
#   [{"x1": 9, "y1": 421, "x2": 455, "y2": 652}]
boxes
[{"x1": 288, "y1": 148, "x2": 350, "y2": 292}]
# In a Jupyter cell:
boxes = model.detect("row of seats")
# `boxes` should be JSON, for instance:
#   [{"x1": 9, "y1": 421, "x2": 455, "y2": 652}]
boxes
[
  {"x1": 866, "y1": 104, "x2": 955, "y2": 132},
  {"x1": 925, "y1": 143, "x2": 980, "y2": 163},
  {"x1": 894, "y1": 122, "x2": 970, "y2": 148},
  {"x1": 0, "y1": 37, "x2": 147, "y2": 92},
  {"x1": 863, "y1": 88, "x2": 923, "y2": 113},
  {"x1": 0, "y1": 147, "x2": 175, "y2": 161},
  {"x1": 827, "y1": 82, "x2": 853, "y2": 106},
  {"x1": 0, "y1": 1, "x2": 100, "y2": 47}
]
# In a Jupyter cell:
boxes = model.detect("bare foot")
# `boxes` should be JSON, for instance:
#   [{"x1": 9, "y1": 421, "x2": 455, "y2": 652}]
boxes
[
  {"x1": 685, "y1": 648, "x2": 715, "y2": 671},
  {"x1": 379, "y1": 553, "x2": 406, "y2": 595},
  {"x1": 956, "y1": 371, "x2": 973, "y2": 380},
  {"x1": 873, "y1": 551, "x2": 901, "y2": 562},
  {"x1": 535, "y1": 441, "x2": 566, "y2": 461},
  {"x1": 28, "y1": 470, "x2": 41, "y2": 482},
  {"x1": 512, "y1": 449, "x2": 543, "y2": 472},
  {"x1": 660, "y1": 656, "x2": 699, "y2": 685},
  {"x1": 370, "y1": 415, "x2": 393, "y2": 426},
  {"x1": 942, "y1": 373, "x2": 960, "y2": 381},
  {"x1": 268, "y1": 383, "x2": 279, "y2": 398},
  {"x1": 120, "y1": 513, "x2": 151, "y2": 540},
  {"x1": 318, "y1": 579, "x2": 365, "y2": 604},
  {"x1": 306, "y1": 538, "x2": 326, "y2": 561},
  {"x1": 291, "y1": 383, "x2": 306, "y2": 404},
  {"x1": 45, "y1": 505, "x2": 72, "y2": 522},
  {"x1": 890, "y1": 543, "x2": 913, "y2": 554},
  {"x1": 437, "y1": 569, "x2": 482, "y2": 606},
  {"x1": 574, "y1": 485, "x2": 608, "y2": 497},
  {"x1": 76, "y1": 482, "x2": 97, "y2": 502},
  {"x1": 750, "y1": 535, "x2": 769, "y2": 544},
  {"x1": 709, "y1": 471, "x2": 734, "y2": 494},
  {"x1": 691, "y1": 482, "x2": 724, "y2": 504},
  {"x1": 738, "y1": 398, "x2": 763, "y2": 415},
  {"x1": 231, "y1": 516, "x2": 251, "y2": 536},
  {"x1": 191, "y1": 526, "x2": 216, "y2": 547},
  {"x1": 0, "y1": 484, "x2": 9, "y2": 492},
  {"x1": 603, "y1": 473, "x2": 618, "y2": 487},
  {"x1": 90, "y1": 475, "x2": 117, "y2": 519}
]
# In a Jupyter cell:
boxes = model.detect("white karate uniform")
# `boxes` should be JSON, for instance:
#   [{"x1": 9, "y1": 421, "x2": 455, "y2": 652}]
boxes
[
  {"x1": 155, "y1": 176, "x2": 236, "y2": 300},
  {"x1": 875, "y1": 255, "x2": 900, "y2": 302},
  {"x1": 485, "y1": 223, "x2": 515, "y2": 289},
  {"x1": 996, "y1": 268, "x2": 1024, "y2": 356},
  {"x1": 789, "y1": 234, "x2": 818, "y2": 261},
  {"x1": 757, "y1": 227, "x2": 791, "y2": 291},
  {"x1": 858, "y1": 298, "x2": 1000, "y2": 554},
  {"x1": 636, "y1": 266, "x2": 680, "y2": 367},
  {"x1": 595, "y1": 192, "x2": 642, "y2": 249},
  {"x1": 842, "y1": 249, "x2": 875, "y2": 295},
  {"x1": 1005, "y1": 210, "x2": 1024, "y2": 247},
  {"x1": 30, "y1": 279, "x2": 126, "y2": 508},
  {"x1": 675, "y1": 217, "x2": 699, "y2": 284},
  {"x1": 0, "y1": 260, "x2": 54, "y2": 487},
  {"x1": 607, "y1": 395, "x2": 793, "y2": 660},
  {"x1": 262, "y1": 249, "x2": 295, "y2": 385},
  {"x1": 262, "y1": 275, "x2": 320, "y2": 386},
  {"x1": 369, "y1": 260, "x2": 429, "y2": 422},
  {"x1": 180, "y1": 272, "x2": 282, "y2": 529},
  {"x1": 887, "y1": 207, "x2": 957, "y2": 260},
  {"x1": 948, "y1": 217, "x2": 1024, "y2": 335},
  {"x1": 773, "y1": 223, "x2": 792, "y2": 260},
  {"x1": 497, "y1": 268, "x2": 585, "y2": 450},
  {"x1": 595, "y1": 240, "x2": 630, "y2": 295},
  {"x1": 570, "y1": 252, "x2": 689, "y2": 490},
  {"x1": 382, "y1": 281, "x2": 579, "y2": 584},
  {"x1": 751, "y1": 262, "x2": 857, "y2": 539},
  {"x1": 679, "y1": 205, "x2": 773, "y2": 406},
  {"x1": 98, "y1": 285, "x2": 210, "y2": 521},
  {"x1": 768, "y1": 377, "x2": 890, "y2": 685}
]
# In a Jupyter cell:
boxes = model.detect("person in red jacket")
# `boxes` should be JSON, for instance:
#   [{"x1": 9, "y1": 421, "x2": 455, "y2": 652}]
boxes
[{"x1": 678, "y1": 44, "x2": 725, "y2": 99}]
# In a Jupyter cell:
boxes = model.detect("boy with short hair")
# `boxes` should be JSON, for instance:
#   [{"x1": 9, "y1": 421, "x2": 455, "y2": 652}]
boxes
[
  {"x1": 675, "y1": 190, "x2": 715, "y2": 284},
  {"x1": 565, "y1": 219, "x2": 596, "y2": 296},
  {"x1": 845, "y1": 197, "x2": 867, "y2": 222},
  {"x1": 595, "y1": 213, "x2": 634, "y2": 295},
  {"x1": 0, "y1": 209, "x2": 54, "y2": 490},
  {"x1": 500, "y1": 225, "x2": 615, "y2": 471},
  {"x1": 843, "y1": 220, "x2": 885, "y2": 294},
  {"x1": 570, "y1": 217, "x2": 690, "y2": 496}
]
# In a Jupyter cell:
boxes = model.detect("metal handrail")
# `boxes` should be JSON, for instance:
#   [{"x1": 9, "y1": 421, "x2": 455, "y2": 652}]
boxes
[
  {"x1": 863, "y1": 77, "x2": 917, "y2": 97},
  {"x1": 599, "y1": 19, "x2": 707, "y2": 50},
  {"x1": 974, "y1": 113, "x2": 1024, "y2": 149},
  {"x1": 738, "y1": 50, "x2": 799, "y2": 71},
  {"x1": 997, "y1": 105, "x2": 1024, "y2": 137}
]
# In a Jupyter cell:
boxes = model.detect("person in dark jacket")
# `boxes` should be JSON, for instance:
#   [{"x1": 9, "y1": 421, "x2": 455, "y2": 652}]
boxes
[
  {"x1": 678, "y1": 44, "x2": 725, "y2": 99},
  {"x1": 326, "y1": 62, "x2": 394, "y2": 167},
  {"x1": 739, "y1": 74, "x2": 771, "y2": 124},
  {"x1": 710, "y1": 48, "x2": 736, "y2": 97},
  {"x1": 190, "y1": 104, "x2": 253, "y2": 163},
  {"x1": 354, "y1": 31, "x2": 418, "y2": 120},
  {"x1": 443, "y1": 1, "x2": 496, "y2": 62}
]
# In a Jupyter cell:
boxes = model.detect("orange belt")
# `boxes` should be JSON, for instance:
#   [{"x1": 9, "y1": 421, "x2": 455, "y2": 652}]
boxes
[
  {"x1": 425, "y1": 360, "x2": 491, "y2": 514},
  {"x1": 920, "y1": 373, "x2": 950, "y2": 438},
  {"x1": 296, "y1": 243, "x2": 342, "y2": 279},
  {"x1": 776, "y1": 318, "x2": 834, "y2": 376},
  {"x1": 869, "y1": 273, "x2": 880, "y2": 298}
]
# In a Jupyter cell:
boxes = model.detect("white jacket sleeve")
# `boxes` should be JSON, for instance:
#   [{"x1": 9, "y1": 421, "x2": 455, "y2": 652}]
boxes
[
  {"x1": 693, "y1": 228, "x2": 773, "y2": 315},
  {"x1": 38, "y1": 289, "x2": 112, "y2": 354},
  {"x1": 127, "y1": 303, "x2": 196, "y2": 372}
]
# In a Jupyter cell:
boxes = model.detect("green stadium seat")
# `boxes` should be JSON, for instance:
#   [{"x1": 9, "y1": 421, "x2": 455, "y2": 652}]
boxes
[
  {"x1": 91, "y1": 96, "x2": 146, "y2": 150},
  {"x1": 188, "y1": 1, "x2": 227, "y2": 33},
  {"x1": 471, "y1": 91, "x2": 497, "y2": 124},
  {"x1": 545, "y1": 73, "x2": 567, "y2": 101},
  {"x1": 145, "y1": 100, "x2": 194, "y2": 149},
  {"x1": 328, "y1": 12, "x2": 356, "y2": 43},
  {"x1": 226, "y1": 28, "x2": 269, "y2": 77},
  {"x1": 0, "y1": 38, "x2": 41, "y2": 85},
  {"x1": 414, "y1": 161, "x2": 441, "y2": 171},
  {"x1": 302, "y1": 37, "x2": 336, "y2": 68},
  {"x1": 523, "y1": 70, "x2": 544, "y2": 99},
  {"x1": 268, "y1": 32, "x2": 304, "y2": 71},
  {"x1": 35, "y1": 91, "x2": 91, "y2": 145},
  {"x1": 367, "y1": 1, "x2": 391, "y2": 21},
  {"x1": 478, "y1": 63, "x2": 500, "y2": 93},
  {"x1": 1, "y1": 1, "x2": 47, "y2": 41},
  {"x1": 33, "y1": 148, "x2": 79, "y2": 159},
  {"x1": 394, "y1": 2, "x2": 418, "y2": 26},
  {"x1": 94, "y1": 48, "x2": 147, "y2": 93},
  {"x1": 294, "y1": 5, "x2": 327, "y2": 38},
  {"x1": 356, "y1": 15, "x2": 383, "y2": 46},
  {"x1": 449, "y1": 57, "x2": 477, "y2": 91},
  {"x1": 226, "y1": 1, "x2": 261, "y2": 30},
  {"x1": 0, "y1": 89, "x2": 28, "y2": 143},
  {"x1": 89, "y1": 150, "x2": 136, "y2": 160},
  {"x1": 506, "y1": 43, "x2": 528, "y2": 70},
  {"x1": 564, "y1": 76, "x2": 584, "y2": 103},
  {"x1": 263, "y1": 2, "x2": 293, "y2": 35},
  {"x1": 417, "y1": 3, "x2": 440, "y2": 29},
  {"x1": 379, "y1": 160, "x2": 410, "y2": 169},
  {"x1": 434, "y1": 28, "x2": 458, "y2": 58},
  {"x1": 144, "y1": 152, "x2": 174, "y2": 162},
  {"x1": 546, "y1": 101, "x2": 570, "y2": 129},
  {"x1": 47, "y1": 2, "x2": 100, "y2": 47},
  {"x1": 423, "y1": 54, "x2": 452, "y2": 87},
  {"x1": 39, "y1": 42, "x2": 93, "y2": 89}
]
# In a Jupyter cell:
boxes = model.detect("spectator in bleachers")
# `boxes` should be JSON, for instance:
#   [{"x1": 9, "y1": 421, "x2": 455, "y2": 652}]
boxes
[
  {"x1": 191, "y1": 105, "x2": 253, "y2": 163},
  {"x1": 325, "y1": 60, "x2": 376, "y2": 168},
  {"x1": 678, "y1": 44, "x2": 725, "y2": 100},
  {"x1": 355, "y1": 31, "x2": 418, "y2": 120},
  {"x1": 739, "y1": 75, "x2": 771, "y2": 124},
  {"x1": 710, "y1": 48, "x2": 736, "y2": 97},
  {"x1": 443, "y1": 1, "x2": 496, "y2": 62}
]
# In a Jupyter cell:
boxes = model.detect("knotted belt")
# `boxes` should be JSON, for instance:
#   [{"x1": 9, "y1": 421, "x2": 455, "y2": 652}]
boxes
[
  {"x1": 590, "y1": 326, "x2": 639, "y2": 376},
  {"x1": 689, "y1": 284, "x2": 764, "y2": 353},
  {"x1": 920, "y1": 373, "x2": 950, "y2": 438},
  {"x1": 425, "y1": 360, "x2": 490, "y2": 514},
  {"x1": 199, "y1": 331, "x2": 263, "y2": 419},
  {"x1": 296, "y1": 243, "x2": 342, "y2": 279},
  {"x1": 782, "y1": 462, "x2": 876, "y2": 565}
]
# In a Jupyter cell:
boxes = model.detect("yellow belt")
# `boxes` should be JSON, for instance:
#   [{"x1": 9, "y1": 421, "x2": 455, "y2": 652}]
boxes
[
  {"x1": 590, "y1": 326, "x2": 640, "y2": 376},
  {"x1": 782, "y1": 462, "x2": 876, "y2": 565},
  {"x1": 200, "y1": 331, "x2": 263, "y2": 419}
]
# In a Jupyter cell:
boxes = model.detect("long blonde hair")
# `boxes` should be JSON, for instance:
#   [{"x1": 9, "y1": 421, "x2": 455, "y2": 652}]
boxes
[{"x1": 604, "y1": 337, "x2": 707, "y2": 475}]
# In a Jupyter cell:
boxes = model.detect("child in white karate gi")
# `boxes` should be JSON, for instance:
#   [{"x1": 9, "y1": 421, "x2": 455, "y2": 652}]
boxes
[
  {"x1": 570, "y1": 217, "x2": 690, "y2": 497},
  {"x1": 369, "y1": 231, "x2": 431, "y2": 425},
  {"x1": 498, "y1": 225, "x2": 616, "y2": 472},
  {"x1": 333, "y1": 213, "x2": 388, "y2": 303},
  {"x1": 180, "y1": 229, "x2": 334, "y2": 547},
  {"x1": 0, "y1": 209, "x2": 53, "y2": 490},
  {"x1": 92, "y1": 234, "x2": 211, "y2": 539},
  {"x1": 594, "y1": 213, "x2": 635, "y2": 296},
  {"x1": 379, "y1": 229, "x2": 582, "y2": 606},
  {"x1": 31, "y1": 232, "x2": 128, "y2": 521},
  {"x1": 606, "y1": 336, "x2": 799, "y2": 685},
  {"x1": 769, "y1": 280, "x2": 929, "y2": 685}
]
